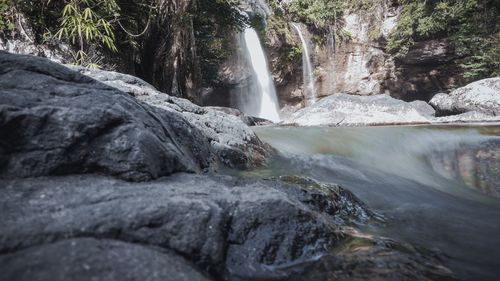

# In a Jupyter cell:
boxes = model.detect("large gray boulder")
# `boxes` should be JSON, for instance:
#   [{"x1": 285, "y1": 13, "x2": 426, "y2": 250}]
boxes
[
  {"x1": 284, "y1": 93, "x2": 435, "y2": 126},
  {"x1": 429, "y1": 77, "x2": 500, "y2": 116},
  {"x1": 0, "y1": 174, "x2": 454, "y2": 281},
  {"x1": 0, "y1": 52, "x2": 272, "y2": 181},
  {"x1": 0, "y1": 238, "x2": 211, "y2": 281}
]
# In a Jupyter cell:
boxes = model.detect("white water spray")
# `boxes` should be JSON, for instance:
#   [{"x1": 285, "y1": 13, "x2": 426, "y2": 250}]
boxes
[
  {"x1": 291, "y1": 23, "x2": 316, "y2": 105},
  {"x1": 240, "y1": 28, "x2": 280, "y2": 122}
]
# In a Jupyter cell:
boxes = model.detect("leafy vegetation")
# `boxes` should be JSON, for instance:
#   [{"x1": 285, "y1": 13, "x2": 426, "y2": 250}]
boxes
[
  {"x1": 3, "y1": 0, "x2": 498, "y2": 82},
  {"x1": 286, "y1": 0, "x2": 344, "y2": 29},
  {"x1": 2, "y1": 0, "x2": 246, "y2": 68},
  {"x1": 52, "y1": 0, "x2": 119, "y2": 66},
  {"x1": 387, "y1": 0, "x2": 499, "y2": 79},
  {"x1": 0, "y1": 0, "x2": 14, "y2": 31},
  {"x1": 193, "y1": 0, "x2": 249, "y2": 86}
]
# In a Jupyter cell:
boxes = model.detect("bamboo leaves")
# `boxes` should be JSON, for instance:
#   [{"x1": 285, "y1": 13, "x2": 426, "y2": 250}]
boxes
[{"x1": 54, "y1": 0, "x2": 119, "y2": 66}]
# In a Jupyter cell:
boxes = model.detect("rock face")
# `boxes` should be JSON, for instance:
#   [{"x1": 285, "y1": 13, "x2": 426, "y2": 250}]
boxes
[
  {"x1": 325, "y1": 10, "x2": 397, "y2": 98},
  {"x1": 0, "y1": 52, "x2": 273, "y2": 181},
  {"x1": 429, "y1": 77, "x2": 500, "y2": 116},
  {"x1": 0, "y1": 174, "x2": 455, "y2": 281},
  {"x1": 386, "y1": 39, "x2": 464, "y2": 102},
  {"x1": 284, "y1": 93, "x2": 435, "y2": 126}
]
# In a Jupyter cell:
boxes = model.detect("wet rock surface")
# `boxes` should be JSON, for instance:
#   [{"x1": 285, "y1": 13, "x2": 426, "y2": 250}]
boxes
[
  {"x1": 0, "y1": 52, "x2": 272, "y2": 181},
  {"x1": 291, "y1": 234, "x2": 456, "y2": 281},
  {"x1": 0, "y1": 174, "x2": 455, "y2": 281}
]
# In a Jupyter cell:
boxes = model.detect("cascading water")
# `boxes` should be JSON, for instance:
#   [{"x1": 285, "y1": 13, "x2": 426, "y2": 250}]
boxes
[
  {"x1": 239, "y1": 28, "x2": 280, "y2": 122},
  {"x1": 291, "y1": 23, "x2": 316, "y2": 105},
  {"x1": 249, "y1": 125, "x2": 500, "y2": 281}
]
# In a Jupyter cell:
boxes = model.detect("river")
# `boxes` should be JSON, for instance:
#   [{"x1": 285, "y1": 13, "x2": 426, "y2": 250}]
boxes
[{"x1": 239, "y1": 124, "x2": 500, "y2": 280}]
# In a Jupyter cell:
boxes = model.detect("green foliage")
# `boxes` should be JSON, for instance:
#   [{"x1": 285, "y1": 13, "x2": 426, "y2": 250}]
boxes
[
  {"x1": 53, "y1": 0, "x2": 119, "y2": 66},
  {"x1": 0, "y1": 0, "x2": 15, "y2": 31},
  {"x1": 387, "y1": 0, "x2": 499, "y2": 79},
  {"x1": 367, "y1": 26, "x2": 381, "y2": 41},
  {"x1": 347, "y1": 0, "x2": 387, "y2": 13},
  {"x1": 286, "y1": 44, "x2": 302, "y2": 62},
  {"x1": 287, "y1": 0, "x2": 345, "y2": 29},
  {"x1": 192, "y1": 0, "x2": 249, "y2": 86},
  {"x1": 460, "y1": 34, "x2": 500, "y2": 79},
  {"x1": 267, "y1": 15, "x2": 289, "y2": 38},
  {"x1": 194, "y1": 0, "x2": 248, "y2": 31}
]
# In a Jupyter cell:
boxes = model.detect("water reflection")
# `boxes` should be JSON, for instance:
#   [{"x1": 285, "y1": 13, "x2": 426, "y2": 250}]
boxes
[{"x1": 428, "y1": 139, "x2": 500, "y2": 198}]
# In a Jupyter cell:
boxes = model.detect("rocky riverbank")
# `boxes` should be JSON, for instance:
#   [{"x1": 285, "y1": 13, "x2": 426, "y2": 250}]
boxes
[
  {"x1": 0, "y1": 52, "x2": 458, "y2": 280},
  {"x1": 282, "y1": 77, "x2": 500, "y2": 127}
]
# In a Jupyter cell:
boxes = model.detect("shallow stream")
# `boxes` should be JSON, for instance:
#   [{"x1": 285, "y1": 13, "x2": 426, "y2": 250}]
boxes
[{"x1": 244, "y1": 124, "x2": 500, "y2": 280}]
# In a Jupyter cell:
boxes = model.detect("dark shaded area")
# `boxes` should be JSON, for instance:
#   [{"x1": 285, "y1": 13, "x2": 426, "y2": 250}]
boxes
[{"x1": 387, "y1": 40, "x2": 465, "y2": 102}]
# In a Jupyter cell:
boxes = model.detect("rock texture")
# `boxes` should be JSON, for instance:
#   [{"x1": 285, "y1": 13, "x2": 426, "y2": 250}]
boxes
[
  {"x1": 386, "y1": 39, "x2": 464, "y2": 102},
  {"x1": 0, "y1": 174, "x2": 455, "y2": 281},
  {"x1": 284, "y1": 93, "x2": 435, "y2": 126},
  {"x1": 429, "y1": 77, "x2": 500, "y2": 117},
  {"x1": 0, "y1": 52, "x2": 272, "y2": 181},
  {"x1": 0, "y1": 238, "x2": 211, "y2": 281},
  {"x1": 434, "y1": 111, "x2": 500, "y2": 124}
]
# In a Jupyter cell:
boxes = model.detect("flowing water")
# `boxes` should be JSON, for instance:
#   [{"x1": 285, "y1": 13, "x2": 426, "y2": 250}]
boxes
[
  {"x1": 239, "y1": 28, "x2": 280, "y2": 122},
  {"x1": 291, "y1": 23, "x2": 316, "y2": 105},
  {"x1": 242, "y1": 124, "x2": 500, "y2": 280}
]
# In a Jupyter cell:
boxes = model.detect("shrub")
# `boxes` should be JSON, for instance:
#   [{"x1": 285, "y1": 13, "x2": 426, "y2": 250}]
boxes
[
  {"x1": 52, "y1": 0, "x2": 119, "y2": 66},
  {"x1": 387, "y1": 0, "x2": 499, "y2": 79}
]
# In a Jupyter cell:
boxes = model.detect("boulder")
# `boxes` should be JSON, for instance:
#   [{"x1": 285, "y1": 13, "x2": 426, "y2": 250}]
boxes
[
  {"x1": 0, "y1": 238, "x2": 211, "y2": 281},
  {"x1": 70, "y1": 65, "x2": 275, "y2": 166},
  {"x1": 0, "y1": 52, "x2": 273, "y2": 181},
  {"x1": 429, "y1": 78, "x2": 500, "y2": 116},
  {"x1": 283, "y1": 93, "x2": 435, "y2": 126},
  {"x1": 0, "y1": 174, "x2": 455, "y2": 281},
  {"x1": 433, "y1": 111, "x2": 500, "y2": 124}
]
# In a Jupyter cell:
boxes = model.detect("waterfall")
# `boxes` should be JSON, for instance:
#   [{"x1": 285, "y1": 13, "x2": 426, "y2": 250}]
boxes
[
  {"x1": 291, "y1": 23, "x2": 316, "y2": 105},
  {"x1": 239, "y1": 28, "x2": 280, "y2": 122}
]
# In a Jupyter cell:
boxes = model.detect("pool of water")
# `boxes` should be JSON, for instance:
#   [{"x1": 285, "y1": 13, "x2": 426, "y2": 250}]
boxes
[{"x1": 243, "y1": 124, "x2": 500, "y2": 280}]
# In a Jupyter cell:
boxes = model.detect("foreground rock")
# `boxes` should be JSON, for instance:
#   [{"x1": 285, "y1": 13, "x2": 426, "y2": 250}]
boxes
[
  {"x1": 0, "y1": 174, "x2": 455, "y2": 281},
  {"x1": 0, "y1": 52, "x2": 273, "y2": 181},
  {"x1": 0, "y1": 238, "x2": 211, "y2": 281},
  {"x1": 283, "y1": 93, "x2": 435, "y2": 126},
  {"x1": 430, "y1": 78, "x2": 500, "y2": 117}
]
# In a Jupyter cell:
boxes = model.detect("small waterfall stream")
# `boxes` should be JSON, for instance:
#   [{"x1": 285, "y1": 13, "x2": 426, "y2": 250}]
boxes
[
  {"x1": 291, "y1": 23, "x2": 316, "y2": 105},
  {"x1": 249, "y1": 125, "x2": 500, "y2": 281},
  {"x1": 240, "y1": 28, "x2": 280, "y2": 122}
]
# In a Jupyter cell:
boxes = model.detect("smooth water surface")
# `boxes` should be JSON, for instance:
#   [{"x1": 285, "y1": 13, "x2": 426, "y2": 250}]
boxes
[{"x1": 249, "y1": 124, "x2": 500, "y2": 280}]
